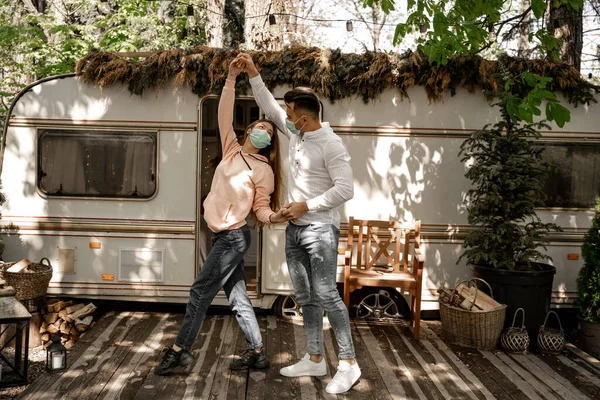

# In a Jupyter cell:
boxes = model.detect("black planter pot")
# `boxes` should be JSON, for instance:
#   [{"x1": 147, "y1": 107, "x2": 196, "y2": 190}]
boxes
[{"x1": 472, "y1": 263, "x2": 556, "y2": 341}]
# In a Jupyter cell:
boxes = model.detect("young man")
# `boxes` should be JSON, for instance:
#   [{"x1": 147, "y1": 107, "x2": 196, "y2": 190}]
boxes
[{"x1": 237, "y1": 53, "x2": 361, "y2": 394}]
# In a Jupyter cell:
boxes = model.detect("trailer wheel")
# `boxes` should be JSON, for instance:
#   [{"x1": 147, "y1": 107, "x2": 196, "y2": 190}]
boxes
[
  {"x1": 275, "y1": 295, "x2": 303, "y2": 319},
  {"x1": 351, "y1": 287, "x2": 409, "y2": 320}
]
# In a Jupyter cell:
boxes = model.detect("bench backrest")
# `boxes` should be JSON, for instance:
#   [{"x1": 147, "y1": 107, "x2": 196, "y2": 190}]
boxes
[{"x1": 346, "y1": 217, "x2": 422, "y2": 273}]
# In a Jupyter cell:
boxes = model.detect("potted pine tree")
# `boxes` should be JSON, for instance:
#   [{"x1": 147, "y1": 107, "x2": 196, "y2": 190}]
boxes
[
  {"x1": 576, "y1": 196, "x2": 600, "y2": 358},
  {"x1": 458, "y1": 76, "x2": 562, "y2": 340}
]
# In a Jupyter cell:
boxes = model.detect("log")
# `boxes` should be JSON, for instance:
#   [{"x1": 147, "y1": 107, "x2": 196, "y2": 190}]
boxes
[
  {"x1": 41, "y1": 333, "x2": 50, "y2": 342},
  {"x1": 65, "y1": 340, "x2": 75, "y2": 350},
  {"x1": 66, "y1": 303, "x2": 96, "y2": 323},
  {"x1": 74, "y1": 316, "x2": 93, "y2": 332},
  {"x1": 49, "y1": 300, "x2": 73, "y2": 313},
  {"x1": 39, "y1": 321, "x2": 49, "y2": 334},
  {"x1": 46, "y1": 323, "x2": 59, "y2": 334},
  {"x1": 6, "y1": 258, "x2": 30, "y2": 273},
  {"x1": 44, "y1": 313, "x2": 59, "y2": 324},
  {"x1": 60, "y1": 337, "x2": 67, "y2": 344},
  {"x1": 62, "y1": 303, "x2": 85, "y2": 315},
  {"x1": 59, "y1": 320, "x2": 70, "y2": 334},
  {"x1": 455, "y1": 283, "x2": 502, "y2": 311},
  {"x1": 69, "y1": 327, "x2": 80, "y2": 339}
]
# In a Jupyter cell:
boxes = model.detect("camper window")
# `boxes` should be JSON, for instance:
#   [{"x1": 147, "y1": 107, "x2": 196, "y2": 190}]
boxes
[
  {"x1": 37, "y1": 129, "x2": 157, "y2": 199},
  {"x1": 541, "y1": 141, "x2": 600, "y2": 209}
]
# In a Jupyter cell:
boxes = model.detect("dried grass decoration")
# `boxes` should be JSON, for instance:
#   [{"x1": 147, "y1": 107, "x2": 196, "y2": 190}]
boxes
[
  {"x1": 74, "y1": 46, "x2": 600, "y2": 109},
  {"x1": 537, "y1": 311, "x2": 565, "y2": 353},
  {"x1": 500, "y1": 307, "x2": 530, "y2": 353}
]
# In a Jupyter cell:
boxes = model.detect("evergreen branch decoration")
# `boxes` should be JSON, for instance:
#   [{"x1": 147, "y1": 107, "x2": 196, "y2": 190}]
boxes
[
  {"x1": 576, "y1": 196, "x2": 600, "y2": 322},
  {"x1": 75, "y1": 45, "x2": 599, "y2": 107}
]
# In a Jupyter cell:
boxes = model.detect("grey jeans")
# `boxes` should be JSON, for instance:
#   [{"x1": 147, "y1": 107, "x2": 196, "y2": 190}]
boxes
[
  {"x1": 285, "y1": 223, "x2": 356, "y2": 359},
  {"x1": 175, "y1": 225, "x2": 263, "y2": 351}
]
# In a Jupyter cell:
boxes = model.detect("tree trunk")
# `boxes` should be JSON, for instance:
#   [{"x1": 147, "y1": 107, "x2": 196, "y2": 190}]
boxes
[
  {"x1": 517, "y1": 0, "x2": 530, "y2": 57},
  {"x1": 244, "y1": 0, "x2": 285, "y2": 51},
  {"x1": 548, "y1": 1, "x2": 583, "y2": 71},
  {"x1": 205, "y1": 0, "x2": 226, "y2": 47}
]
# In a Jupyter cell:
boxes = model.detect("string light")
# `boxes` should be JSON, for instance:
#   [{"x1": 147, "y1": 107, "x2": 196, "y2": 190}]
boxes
[
  {"x1": 488, "y1": 23, "x2": 496, "y2": 42},
  {"x1": 419, "y1": 23, "x2": 427, "y2": 39},
  {"x1": 187, "y1": 4, "x2": 194, "y2": 27},
  {"x1": 346, "y1": 20, "x2": 353, "y2": 32}
]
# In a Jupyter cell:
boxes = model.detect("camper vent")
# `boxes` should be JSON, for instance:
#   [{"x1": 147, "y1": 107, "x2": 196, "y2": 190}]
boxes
[
  {"x1": 57, "y1": 247, "x2": 76, "y2": 274},
  {"x1": 118, "y1": 248, "x2": 164, "y2": 283}
]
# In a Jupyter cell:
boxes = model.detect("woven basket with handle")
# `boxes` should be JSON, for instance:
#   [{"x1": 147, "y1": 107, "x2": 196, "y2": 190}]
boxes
[
  {"x1": 1, "y1": 258, "x2": 53, "y2": 301},
  {"x1": 439, "y1": 278, "x2": 507, "y2": 350},
  {"x1": 500, "y1": 308, "x2": 530, "y2": 353},
  {"x1": 537, "y1": 311, "x2": 565, "y2": 353}
]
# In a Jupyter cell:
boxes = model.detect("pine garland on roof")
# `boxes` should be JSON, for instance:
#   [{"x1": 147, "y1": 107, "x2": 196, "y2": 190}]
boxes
[{"x1": 75, "y1": 45, "x2": 599, "y2": 106}]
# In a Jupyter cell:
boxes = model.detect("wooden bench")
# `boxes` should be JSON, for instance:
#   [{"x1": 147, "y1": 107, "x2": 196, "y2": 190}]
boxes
[{"x1": 341, "y1": 217, "x2": 424, "y2": 340}]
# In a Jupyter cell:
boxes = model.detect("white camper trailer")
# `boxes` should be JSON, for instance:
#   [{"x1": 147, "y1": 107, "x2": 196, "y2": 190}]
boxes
[{"x1": 1, "y1": 71, "x2": 599, "y2": 315}]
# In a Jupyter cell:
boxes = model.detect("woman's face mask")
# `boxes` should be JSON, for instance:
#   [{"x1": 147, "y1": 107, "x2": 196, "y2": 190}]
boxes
[
  {"x1": 286, "y1": 116, "x2": 306, "y2": 135},
  {"x1": 249, "y1": 128, "x2": 271, "y2": 149}
]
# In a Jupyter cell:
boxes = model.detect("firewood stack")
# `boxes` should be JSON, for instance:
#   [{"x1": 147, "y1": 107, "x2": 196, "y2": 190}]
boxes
[
  {"x1": 438, "y1": 282, "x2": 502, "y2": 311},
  {"x1": 39, "y1": 299, "x2": 97, "y2": 349}
]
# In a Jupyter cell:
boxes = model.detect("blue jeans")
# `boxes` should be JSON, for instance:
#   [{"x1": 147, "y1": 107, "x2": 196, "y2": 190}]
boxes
[
  {"x1": 285, "y1": 223, "x2": 356, "y2": 359},
  {"x1": 175, "y1": 225, "x2": 263, "y2": 351}
]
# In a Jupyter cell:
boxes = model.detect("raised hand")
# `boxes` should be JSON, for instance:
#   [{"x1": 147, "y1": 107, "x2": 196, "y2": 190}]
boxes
[{"x1": 237, "y1": 53, "x2": 259, "y2": 78}]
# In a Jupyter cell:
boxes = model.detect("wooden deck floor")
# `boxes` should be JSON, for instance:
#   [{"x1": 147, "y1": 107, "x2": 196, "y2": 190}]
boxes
[{"x1": 17, "y1": 312, "x2": 600, "y2": 400}]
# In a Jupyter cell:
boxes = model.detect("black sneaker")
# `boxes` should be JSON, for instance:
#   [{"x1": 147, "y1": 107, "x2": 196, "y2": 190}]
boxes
[
  {"x1": 153, "y1": 347, "x2": 194, "y2": 375},
  {"x1": 229, "y1": 348, "x2": 270, "y2": 370}
]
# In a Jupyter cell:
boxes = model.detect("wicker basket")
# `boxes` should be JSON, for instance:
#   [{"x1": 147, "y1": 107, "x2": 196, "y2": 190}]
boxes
[
  {"x1": 1, "y1": 258, "x2": 53, "y2": 302},
  {"x1": 537, "y1": 311, "x2": 565, "y2": 353},
  {"x1": 500, "y1": 308, "x2": 530, "y2": 353},
  {"x1": 439, "y1": 278, "x2": 507, "y2": 350}
]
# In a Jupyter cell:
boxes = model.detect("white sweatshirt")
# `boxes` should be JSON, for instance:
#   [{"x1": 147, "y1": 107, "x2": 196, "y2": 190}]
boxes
[{"x1": 249, "y1": 75, "x2": 354, "y2": 228}]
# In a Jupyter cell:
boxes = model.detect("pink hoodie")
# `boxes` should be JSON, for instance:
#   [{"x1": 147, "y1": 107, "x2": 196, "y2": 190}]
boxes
[{"x1": 203, "y1": 79, "x2": 276, "y2": 233}]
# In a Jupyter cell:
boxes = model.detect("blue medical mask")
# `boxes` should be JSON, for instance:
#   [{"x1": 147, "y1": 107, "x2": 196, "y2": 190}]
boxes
[
  {"x1": 286, "y1": 117, "x2": 306, "y2": 135},
  {"x1": 249, "y1": 128, "x2": 271, "y2": 149}
]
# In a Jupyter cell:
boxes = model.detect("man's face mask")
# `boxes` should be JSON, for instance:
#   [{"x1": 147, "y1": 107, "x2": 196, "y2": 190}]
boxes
[
  {"x1": 286, "y1": 116, "x2": 306, "y2": 135},
  {"x1": 249, "y1": 128, "x2": 271, "y2": 149}
]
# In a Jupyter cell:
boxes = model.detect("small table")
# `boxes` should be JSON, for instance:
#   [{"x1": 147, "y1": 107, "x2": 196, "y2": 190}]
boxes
[{"x1": 0, "y1": 296, "x2": 31, "y2": 388}]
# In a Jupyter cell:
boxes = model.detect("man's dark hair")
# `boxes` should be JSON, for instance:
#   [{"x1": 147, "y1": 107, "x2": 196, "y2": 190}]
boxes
[{"x1": 284, "y1": 87, "x2": 320, "y2": 118}]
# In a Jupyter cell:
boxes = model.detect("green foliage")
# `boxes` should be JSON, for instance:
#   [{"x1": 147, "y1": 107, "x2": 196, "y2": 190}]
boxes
[
  {"x1": 370, "y1": 0, "x2": 587, "y2": 125},
  {"x1": 0, "y1": 181, "x2": 4, "y2": 258},
  {"x1": 575, "y1": 196, "x2": 600, "y2": 322},
  {"x1": 0, "y1": 0, "x2": 206, "y2": 129},
  {"x1": 458, "y1": 80, "x2": 562, "y2": 271}
]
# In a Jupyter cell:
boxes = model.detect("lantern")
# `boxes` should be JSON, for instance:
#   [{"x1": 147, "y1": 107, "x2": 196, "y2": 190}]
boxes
[{"x1": 46, "y1": 335, "x2": 67, "y2": 372}]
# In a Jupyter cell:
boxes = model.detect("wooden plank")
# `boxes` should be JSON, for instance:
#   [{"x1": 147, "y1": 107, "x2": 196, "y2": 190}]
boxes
[
  {"x1": 292, "y1": 316, "x2": 329, "y2": 399},
  {"x1": 261, "y1": 315, "x2": 289, "y2": 400},
  {"x1": 226, "y1": 319, "x2": 248, "y2": 400},
  {"x1": 420, "y1": 339, "x2": 482, "y2": 400},
  {"x1": 181, "y1": 315, "x2": 228, "y2": 400},
  {"x1": 565, "y1": 343, "x2": 600, "y2": 375},
  {"x1": 381, "y1": 323, "x2": 444, "y2": 400},
  {"x1": 38, "y1": 312, "x2": 142, "y2": 400},
  {"x1": 347, "y1": 321, "x2": 390, "y2": 399},
  {"x1": 65, "y1": 312, "x2": 157, "y2": 399},
  {"x1": 19, "y1": 311, "x2": 123, "y2": 400},
  {"x1": 557, "y1": 355, "x2": 600, "y2": 388},
  {"x1": 447, "y1": 343, "x2": 521, "y2": 400},
  {"x1": 494, "y1": 352, "x2": 559, "y2": 400},
  {"x1": 393, "y1": 324, "x2": 457, "y2": 400},
  {"x1": 278, "y1": 318, "x2": 303, "y2": 399},
  {"x1": 246, "y1": 316, "x2": 268, "y2": 399},
  {"x1": 535, "y1": 352, "x2": 600, "y2": 399},
  {"x1": 98, "y1": 313, "x2": 173, "y2": 400},
  {"x1": 367, "y1": 320, "x2": 428, "y2": 400},
  {"x1": 479, "y1": 350, "x2": 544, "y2": 400},
  {"x1": 420, "y1": 325, "x2": 495, "y2": 400},
  {"x1": 356, "y1": 321, "x2": 406, "y2": 398},
  {"x1": 512, "y1": 353, "x2": 589, "y2": 400},
  {"x1": 209, "y1": 315, "x2": 240, "y2": 400}
]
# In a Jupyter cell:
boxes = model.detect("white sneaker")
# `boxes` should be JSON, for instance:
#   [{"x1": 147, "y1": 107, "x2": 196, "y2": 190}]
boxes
[
  {"x1": 280, "y1": 353, "x2": 327, "y2": 377},
  {"x1": 326, "y1": 360, "x2": 361, "y2": 394}
]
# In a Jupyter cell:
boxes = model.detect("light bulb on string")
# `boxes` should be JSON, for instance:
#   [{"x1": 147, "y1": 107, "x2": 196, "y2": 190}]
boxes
[
  {"x1": 419, "y1": 23, "x2": 427, "y2": 40},
  {"x1": 187, "y1": 5, "x2": 194, "y2": 27},
  {"x1": 488, "y1": 24, "x2": 496, "y2": 42}
]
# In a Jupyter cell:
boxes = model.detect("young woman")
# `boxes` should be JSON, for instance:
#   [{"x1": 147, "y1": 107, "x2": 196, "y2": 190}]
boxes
[{"x1": 154, "y1": 57, "x2": 286, "y2": 375}]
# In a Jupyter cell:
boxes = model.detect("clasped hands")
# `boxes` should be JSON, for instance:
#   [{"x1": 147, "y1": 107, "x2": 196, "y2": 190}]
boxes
[{"x1": 270, "y1": 202, "x2": 309, "y2": 224}]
